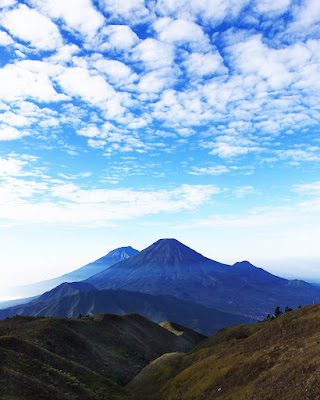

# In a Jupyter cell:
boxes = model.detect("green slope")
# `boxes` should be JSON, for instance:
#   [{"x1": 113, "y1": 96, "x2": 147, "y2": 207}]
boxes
[{"x1": 129, "y1": 303, "x2": 320, "y2": 399}]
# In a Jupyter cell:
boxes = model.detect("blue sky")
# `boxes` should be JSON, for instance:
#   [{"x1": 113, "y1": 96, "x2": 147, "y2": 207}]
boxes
[{"x1": 0, "y1": 0, "x2": 320, "y2": 293}]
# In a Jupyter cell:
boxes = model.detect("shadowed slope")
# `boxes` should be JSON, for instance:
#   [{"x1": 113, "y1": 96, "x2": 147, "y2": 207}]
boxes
[
  {"x1": 0, "y1": 312, "x2": 205, "y2": 400},
  {"x1": 0, "y1": 286, "x2": 253, "y2": 335}
]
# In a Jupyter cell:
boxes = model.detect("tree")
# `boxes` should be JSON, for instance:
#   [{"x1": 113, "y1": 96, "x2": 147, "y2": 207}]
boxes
[
  {"x1": 285, "y1": 306, "x2": 293, "y2": 313},
  {"x1": 274, "y1": 306, "x2": 283, "y2": 318}
]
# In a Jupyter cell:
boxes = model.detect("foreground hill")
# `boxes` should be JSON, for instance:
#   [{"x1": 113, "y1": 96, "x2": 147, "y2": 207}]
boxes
[
  {"x1": 3, "y1": 246, "x2": 138, "y2": 299},
  {"x1": 129, "y1": 304, "x2": 320, "y2": 399},
  {"x1": 0, "y1": 313, "x2": 204, "y2": 399},
  {"x1": 0, "y1": 283, "x2": 253, "y2": 335},
  {"x1": 87, "y1": 238, "x2": 320, "y2": 319}
]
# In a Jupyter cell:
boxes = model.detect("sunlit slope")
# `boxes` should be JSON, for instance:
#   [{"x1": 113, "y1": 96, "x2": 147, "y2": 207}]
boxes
[{"x1": 129, "y1": 304, "x2": 320, "y2": 399}]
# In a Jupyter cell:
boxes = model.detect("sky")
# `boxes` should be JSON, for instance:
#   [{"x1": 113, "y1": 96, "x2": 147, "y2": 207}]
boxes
[{"x1": 0, "y1": 0, "x2": 320, "y2": 296}]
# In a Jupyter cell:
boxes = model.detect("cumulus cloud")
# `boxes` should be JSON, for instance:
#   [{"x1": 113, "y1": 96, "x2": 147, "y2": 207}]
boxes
[
  {"x1": 0, "y1": 4, "x2": 63, "y2": 50},
  {"x1": 254, "y1": 0, "x2": 292, "y2": 15},
  {"x1": 155, "y1": 0, "x2": 250, "y2": 25},
  {"x1": 0, "y1": 125, "x2": 29, "y2": 140},
  {"x1": 28, "y1": 0, "x2": 104, "y2": 37},
  {"x1": 132, "y1": 38, "x2": 175, "y2": 69},
  {"x1": 99, "y1": 0, "x2": 149, "y2": 23},
  {"x1": 0, "y1": 61, "x2": 67, "y2": 102},
  {"x1": 184, "y1": 51, "x2": 227, "y2": 76},
  {"x1": 93, "y1": 59, "x2": 137, "y2": 86},
  {"x1": 98, "y1": 25, "x2": 139, "y2": 51},
  {"x1": 56, "y1": 67, "x2": 115, "y2": 104},
  {"x1": 154, "y1": 17, "x2": 210, "y2": 50}
]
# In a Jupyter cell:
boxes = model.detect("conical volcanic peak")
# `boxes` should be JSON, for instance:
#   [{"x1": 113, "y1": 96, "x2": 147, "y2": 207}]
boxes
[
  {"x1": 87, "y1": 238, "x2": 228, "y2": 290},
  {"x1": 131, "y1": 238, "x2": 213, "y2": 267}
]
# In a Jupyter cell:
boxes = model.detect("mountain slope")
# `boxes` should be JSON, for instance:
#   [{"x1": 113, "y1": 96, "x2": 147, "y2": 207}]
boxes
[
  {"x1": 0, "y1": 285, "x2": 254, "y2": 335},
  {"x1": 129, "y1": 303, "x2": 320, "y2": 399},
  {"x1": 87, "y1": 238, "x2": 320, "y2": 319},
  {"x1": 0, "y1": 312, "x2": 205, "y2": 399},
  {"x1": 4, "y1": 246, "x2": 138, "y2": 299}
]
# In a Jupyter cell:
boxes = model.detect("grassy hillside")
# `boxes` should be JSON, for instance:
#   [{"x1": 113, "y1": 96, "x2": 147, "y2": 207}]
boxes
[
  {"x1": 129, "y1": 304, "x2": 320, "y2": 399},
  {"x1": 0, "y1": 313, "x2": 205, "y2": 399}
]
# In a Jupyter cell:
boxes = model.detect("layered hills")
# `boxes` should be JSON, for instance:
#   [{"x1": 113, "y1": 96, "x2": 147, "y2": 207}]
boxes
[
  {"x1": 0, "y1": 282, "x2": 253, "y2": 335},
  {"x1": 0, "y1": 313, "x2": 204, "y2": 399},
  {"x1": 87, "y1": 238, "x2": 320, "y2": 319},
  {"x1": 129, "y1": 303, "x2": 320, "y2": 399}
]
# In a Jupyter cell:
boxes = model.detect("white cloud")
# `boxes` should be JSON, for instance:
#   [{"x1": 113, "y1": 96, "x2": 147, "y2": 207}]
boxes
[
  {"x1": 292, "y1": 0, "x2": 320, "y2": 30},
  {"x1": 99, "y1": 0, "x2": 149, "y2": 23},
  {"x1": 154, "y1": 18, "x2": 210, "y2": 49},
  {"x1": 155, "y1": 0, "x2": 250, "y2": 25},
  {"x1": 293, "y1": 181, "x2": 320, "y2": 195},
  {"x1": 0, "y1": 0, "x2": 16, "y2": 7},
  {"x1": 0, "y1": 125, "x2": 29, "y2": 140},
  {"x1": 93, "y1": 59, "x2": 137, "y2": 85},
  {"x1": 206, "y1": 135, "x2": 263, "y2": 158},
  {"x1": 0, "y1": 157, "x2": 26, "y2": 176},
  {"x1": 132, "y1": 38, "x2": 175, "y2": 69},
  {"x1": 0, "y1": 181, "x2": 219, "y2": 225},
  {"x1": 276, "y1": 148, "x2": 319, "y2": 162},
  {"x1": 49, "y1": 44, "x2": 80, "y2": 64},
  {"x1": 0, "y1": 111, "x2": 32, "y2": 127},
  {"x1": 138, "y1": 68, "x2": 175, "y2": 93},
  {"x1": 189, "y1": 165, "x2": 229, "y2": 175},
  {"x1": 99, "y1": 25, "x2": 139, "y2": 51},
  {"x1": 0, "y1": 61, "x2": 66, "y2": 102},
  {"x1": 28, "y1": 0, "x2": 104, "y2": 37},
  {"x1": 0, "y1": 30, "x2": 13, "y2": 45},
  {"x1": 87, "y1": 139, "x2": 106, "y2": 148},
  {"x1": 56, "y1": 67, "x2": 115, "y2": 104},
  {"x1": 233, "y1": 185, "x2": 254, "y2": 198},
  {"x1": 254, "y1": 0, "x2": 292, "y2": 15},
  {"x1": 184, "y1": 51, "x2": 227, "y2": 76},
  {"x1": 0, "y1": 4, "x2": 63, "y2": 50}
]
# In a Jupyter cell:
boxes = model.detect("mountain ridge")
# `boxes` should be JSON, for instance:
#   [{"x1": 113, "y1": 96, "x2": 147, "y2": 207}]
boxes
[{"x1": 86, "y1": 238, "x2": 320, "y2": 318}]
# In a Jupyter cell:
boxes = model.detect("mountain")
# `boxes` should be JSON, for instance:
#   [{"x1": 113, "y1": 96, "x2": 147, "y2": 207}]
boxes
[
  {"x1": 0, "y1": 313, "x2": 204, "y2": 399},
  {"x1": 128, "y1": 303, "x2": 320, "y2": 399},
  {"x1": 87, "y1": 238, "x2": 320, "y2": 319},
  {"x1": 59, "y1": 246, "x2": 139, "y2": 282},
  {"x1": 3, "y1": 246, "x2": 139, "y2": 299},
  {"x1": 0, "y1": 283, "x2": 254, "y2": 335}
]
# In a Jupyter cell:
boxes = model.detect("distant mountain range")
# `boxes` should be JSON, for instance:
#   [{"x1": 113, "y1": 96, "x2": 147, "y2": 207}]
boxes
[
  {"x1": 86, "y1": 238, "x2": 320, "y2": 319},
  {"x1": 1, "y1": 246, "x2": 138, "y2": 300},
  {"x1": 2, "y1": 237, "x2": 320, "y2": 332},
  {"x1": 0, "y1": 282, "x2": 253, "y2": 335}
]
